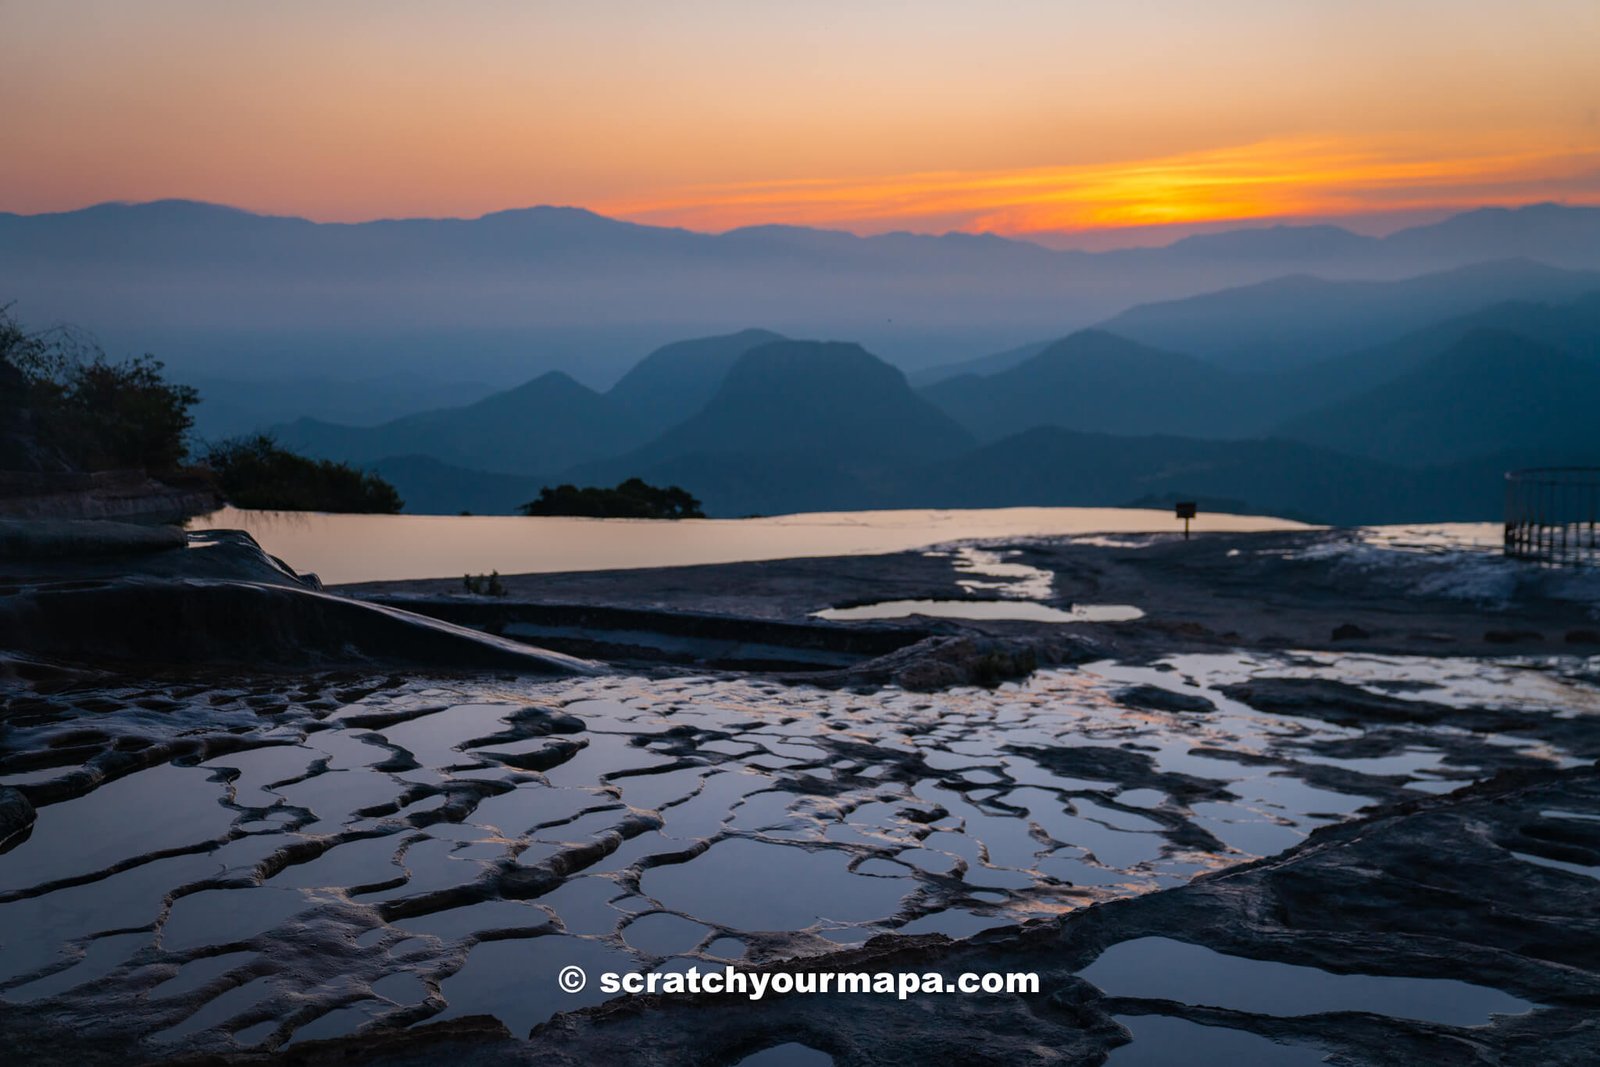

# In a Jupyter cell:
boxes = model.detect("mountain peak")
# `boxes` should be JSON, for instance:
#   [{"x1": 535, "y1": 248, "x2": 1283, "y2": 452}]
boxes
[
  {"x1": 1166, "y1": 223, "x2": 1372, "y2": 258},
  {"x1": 640, "y1": 339, "x2": 974, "y2": 462}
]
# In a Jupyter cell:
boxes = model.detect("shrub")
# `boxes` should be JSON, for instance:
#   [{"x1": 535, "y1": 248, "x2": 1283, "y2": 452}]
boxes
[
  {"x1": 519, "y1": 477, "x2": 704, "y2": 519},
  {"x1": 1, "y1": 305, "x2": 197, "y2": 473},
  {"x1": 462, "y1": 571, "x2": 507, "y2": 596},
  {"x1": 202, "y1": 434, "x2": 403, "y2": 513}
]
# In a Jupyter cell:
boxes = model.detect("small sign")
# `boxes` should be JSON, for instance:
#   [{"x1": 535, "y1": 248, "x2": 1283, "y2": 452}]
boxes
[{"x1": 1175, "y1": 501, "x2": 1197, "y2": 540}]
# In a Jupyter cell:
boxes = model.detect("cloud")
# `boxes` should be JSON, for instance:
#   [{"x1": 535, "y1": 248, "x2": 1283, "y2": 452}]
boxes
[{"x1": 598, "y1": 137, "x2": 1600, "y2": 236}]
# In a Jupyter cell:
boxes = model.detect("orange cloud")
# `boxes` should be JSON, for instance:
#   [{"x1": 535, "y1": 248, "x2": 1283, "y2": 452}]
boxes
[{"x1": 598, "y1": 138, "x2": 1600, "y2": 236}]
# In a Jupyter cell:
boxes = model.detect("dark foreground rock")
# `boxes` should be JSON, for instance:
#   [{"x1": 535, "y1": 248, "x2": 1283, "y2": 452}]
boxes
[
  {"x1": 0, "y1": 525, "x2": 597, "y2": 674},
  {"x1": 0, "y1": 786, "x2": 34, "y2": 847},
  {"x1": 0, "y1": 470, "x2": 220, "y2": 523},
  {"x1": 342, "y1": 528, "x2": 1600, "y2": 682}
]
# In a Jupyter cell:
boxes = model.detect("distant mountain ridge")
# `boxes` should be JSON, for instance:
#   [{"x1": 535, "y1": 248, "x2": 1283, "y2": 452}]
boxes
[
  {"x1": 276, "y1": 370, "x2": 622, "y2": 476},
  {"x1": 1095, "y1": 259, "x2": 1600, "y2": 373},
  {"x1": 9, "y1": 199, "x2": 1600, "y2": 523},
  {"x1": 1276, "y1": 328, "x2": 1600, "y2": 467},
  {"x1": 274, "y1": 330, "x2": 787, "y2": 476},
  {"x1": 921, "y1": 329, "x2": 1263, "y2": 442},
  {"x1": 605, "y1": 328, "x2": 786, "y2": 437},
  {"x1": 633, "y1": 340, "x2": 974, "y2": 462},
  {"x1": 6, "y1": 199, "x2": 1600, "y2": 388},
  {"x1": 269, "y1": 284, "x2": 1600, "y2": 521}
]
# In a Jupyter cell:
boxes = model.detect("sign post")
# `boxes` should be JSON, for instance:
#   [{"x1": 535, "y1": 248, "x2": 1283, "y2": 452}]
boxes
[{"x1": 1175, "y1": 501, "x2": 1197, "y2": 540}]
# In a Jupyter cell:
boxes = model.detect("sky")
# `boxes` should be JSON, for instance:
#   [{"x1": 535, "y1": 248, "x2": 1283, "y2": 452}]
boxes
[{"x1": 3, "y1": 0, "x2": 1598, "y2": 246}]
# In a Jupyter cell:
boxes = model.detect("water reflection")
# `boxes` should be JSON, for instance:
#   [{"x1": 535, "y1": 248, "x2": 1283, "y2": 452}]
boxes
[
  {"x1": 0, "y1": 650, "x2": 1587, "y2": 1051},
  {"x1": 814, "y1": 600, "x2": 1144, "y2": 623},
  {"x1": 187, "y1": 506, "x2": 1308, "y2": 585}
]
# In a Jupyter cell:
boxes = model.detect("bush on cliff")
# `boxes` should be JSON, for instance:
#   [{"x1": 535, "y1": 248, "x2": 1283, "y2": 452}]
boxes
[
  {"x1": 203, "y1": 435, "x2": 404, "y2": 513},
  {"x1": 518, "y1": 477, "x2": 704, "y2": 519},
  {"x1": 1, "y1": 306, "x2": 197, "y2": 473}
]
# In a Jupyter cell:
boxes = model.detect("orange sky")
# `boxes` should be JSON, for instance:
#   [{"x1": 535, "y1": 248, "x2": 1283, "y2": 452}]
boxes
[{"x1": 3, "y1": 1, "x2": 1597, "y2": 243}]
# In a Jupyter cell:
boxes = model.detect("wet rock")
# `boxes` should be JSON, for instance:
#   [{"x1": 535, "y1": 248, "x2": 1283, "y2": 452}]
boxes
[
  {"x1": 2, "y1": 652, "x2": 1594, "y2": 1064},
  {"x1": 0, "y1": 471, "x2": 219, "y2": 523},
  {"x1": 1565, "y1": 629, "x2": 1600, "y2": 645},
  {"x1": 0, "y1": 785, "x2": 35, "y2": 846},
  {"x1": 797, "y1": 633, "x2": 1101, "y2": 691},
  {"x1": 1331, "y1": 622, "x2": 1370, "y2": 641},
  {"x1": 482, "y1": 768, "x2": 1600, "y2": 1067},
  {"x1": 0, "y1": 519, "x2": 187, "y2": 559},
  {"x1": 1219, "y1": 678, "x2": 1452, "y2": 728},
  {"x1": 1484, "y1": 628, "x2": 1542, "y2": 644},
  {"x1": 1112, "y1": 683, "x2": 1215, "y2": 714},
  {"x1": 0, "y1": 578, "x2": 599, "y2": 673}
]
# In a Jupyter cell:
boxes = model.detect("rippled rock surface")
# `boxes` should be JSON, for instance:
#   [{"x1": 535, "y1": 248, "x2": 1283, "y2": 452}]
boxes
[{"x1": 1, "y1": 650, "x2": 1595, "y2": 1062}]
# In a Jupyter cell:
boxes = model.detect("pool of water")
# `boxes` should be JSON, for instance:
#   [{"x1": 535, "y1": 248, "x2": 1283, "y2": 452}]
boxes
[
  {"x1": 186, "y1": 506, "x2": 1309, "y2": 585},
  {"x1": 1080, "y1": 936, "x2": 1533, "y2": 1025},
  {"x1": 813, "y1": 600, "x2": 1145, "y2": 623},
  {"x1": 0, "y1": 651, "x2": 1588, "y2": 1052}
]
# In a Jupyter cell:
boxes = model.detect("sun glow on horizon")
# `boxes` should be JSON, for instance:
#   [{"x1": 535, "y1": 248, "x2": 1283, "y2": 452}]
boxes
[
  {"x1": 595, "y1": 137, "x2": 1600, "y2": 238},
  {"x1": 3, "y1": 1, "x2": 1598, "y2": 242}
]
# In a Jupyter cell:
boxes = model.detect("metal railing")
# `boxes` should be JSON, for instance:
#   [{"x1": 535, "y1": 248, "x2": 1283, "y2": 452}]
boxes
[{"x1": 1505, "y1": 467, "x2": 1600, "y2": 566}]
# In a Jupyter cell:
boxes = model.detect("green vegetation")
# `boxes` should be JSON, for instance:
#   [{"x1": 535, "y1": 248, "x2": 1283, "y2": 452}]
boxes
[
  {"x1": 462, "y1": 571, "x2": 507, "y2": 596},
  {"x1": 519, "y1": 478, "x2": 704, "y2": 519},
  {"x1": 202, "y1": 435, "x2": 403, "y2": 513},
  {"x1": 1, "y1": 305, "x2": 197, "y2": 473}
]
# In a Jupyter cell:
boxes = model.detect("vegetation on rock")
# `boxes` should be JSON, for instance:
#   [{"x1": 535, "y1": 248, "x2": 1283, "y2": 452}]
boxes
[
  {"x1": 1, "y1": 305, "x2": 197, "y2": 473},
  {"x1": 462, "y1": 570, "x2": 507, "y2": 596},
  {"x1": 519, "y1": 478, "x2": 704, "y2": 519},
  {"x1": 203, "y1": 434, "x2": 403, "y2": 513}
]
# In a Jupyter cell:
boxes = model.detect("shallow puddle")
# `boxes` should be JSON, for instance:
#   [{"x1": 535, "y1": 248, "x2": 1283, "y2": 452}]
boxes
[
  {"x1": 1108, "y1": 1015, "x2": 1329, "y2": 1066},
  {"x1": 0, "y1": 649, "x2": 1584, "y2": 1052},
  {"x1": 813, "y1": 599, "x2": 1143, "y2": 623},
  {"x1": 1081, "y1": 937, "x2": 1533, "y2": 1025}
]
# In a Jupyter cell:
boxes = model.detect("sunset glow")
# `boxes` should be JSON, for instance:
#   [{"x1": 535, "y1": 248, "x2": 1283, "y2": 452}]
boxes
[
  {"x1": 599, "y1": 137, "x2": 1600, "y2": 236},
  {"x1": 3, "y1": 1, "x2": 1598, "y2": 242}
]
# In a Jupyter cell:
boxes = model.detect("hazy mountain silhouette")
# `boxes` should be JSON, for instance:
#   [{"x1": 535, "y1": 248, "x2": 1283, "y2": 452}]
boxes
[
  {"x1": 904, "y1": 427, "x2": 1420, "y2": 525},
  {"x1": 1097, "y1": 259, "x2": 1600, "y2": 373},
  {"x1": 602, "y1": 340, "x2": 974, "y2": 465},
  {"x1": 1381, "y1": 203, "x2": 1600, "y2": 268},
  {"x1": 908, "y1": 339, "x2": 1053, "y2": 388},
  {"x1": 368, "y1": 455, "x2": 546, "y2": 515},
  {"x1": 921, "y1": 329, "x2": 1262, "y2": 441},
  {"x1": 276, "y1": 370, "x2": 626, "y2": 475},
  {"x1": 564, "y1": 340, "x2": 975, "y2": 514},
  {"x1": 267, "y1": 305, "x2": 1600, "y2": 519},
  {"x1": 190, "y1": 374, "x2": 495, "y2": 439},
  {"x1": 1284, "y1": 291, "x2": 1600, "y2": 405},
  {"x1": 271, "y1": 330, "x2": 788, "y2": 477},
  {"x1": 605, "y1": 328, "x2": 786, "y2": 436},
  {"x1": 9, "y1": 200, "x2": 1600, "y2": 387},
  {"x1": 1277, "y1": 329, "x2": 1600, "y2": 467},
  {"x1": 1157, "y1": 224, "x2": 1378, "y2": 262}
]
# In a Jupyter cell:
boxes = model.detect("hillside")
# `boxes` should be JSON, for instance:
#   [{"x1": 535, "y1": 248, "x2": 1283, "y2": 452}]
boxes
[
  {"x1": 903, "y1": 427, "x2": 1421, "y2": 525},
  {"x1": 366, "y1": 455, "x2": 546, "y2": 515},
  {"x1": 605, "y1": 328, "x2": 786, "y2": 436},
  {"x1": 275, "y1": 370, "x2": 627, "y2": 475},
  {"x1": 921, "y1": 329, "x2": 1261, "y2": 441},
  {"x1": 10, "y1": 201, "x2": 1600, "y2": 388},
  {"x1": 908, "y1": 338, "x2": 1054, "y2": 388},
  {"x1": 1285, "y1": 291, "x2": 1600, "y2": 406},
  {"x1": 615, "y1": 340, "x2": 975, "y2": 464},
  {"x1": 1276, "y1": 329, "x2": 1600, "y2": 467},
  {"x1": 1097, "y1": 259, "x2": 1600, "y2": 373}
]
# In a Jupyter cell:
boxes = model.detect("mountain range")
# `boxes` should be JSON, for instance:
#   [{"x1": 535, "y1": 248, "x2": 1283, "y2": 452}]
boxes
[
  {"x1": 265, "y1": 272, "x2": 1600, "y2": 521},
  {"x1": 7, "y1": 199, "x2": 1600, "y2": 523},
  {"x1": 5, "y1": 199, "x2": 1600, "y2": 407}
]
